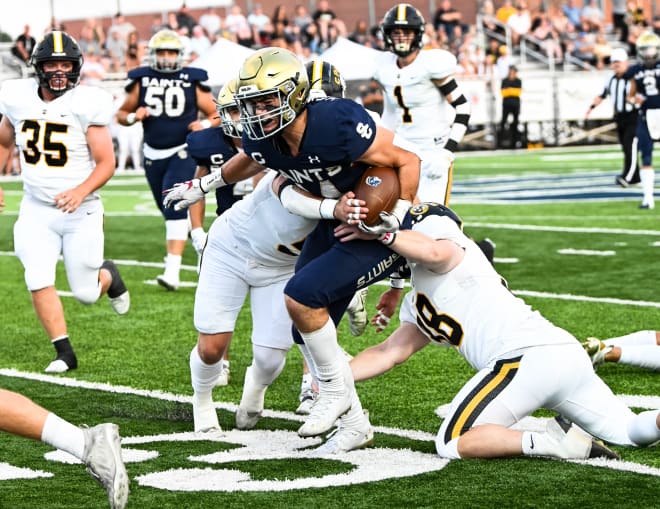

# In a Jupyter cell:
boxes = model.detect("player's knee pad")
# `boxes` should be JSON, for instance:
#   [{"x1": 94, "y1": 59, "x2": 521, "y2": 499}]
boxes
[
  {"x1": 252, "y1": 344, "x2": 286, "y2": 385},
  {"x1": 627, "y1": 410, "x2": 660, "y2": 446},
  {"x1": 165, "y1": 218, "x2": 189, "y2": 240},
  {"x1": 435, "y1": 434, "x2": 461, "y2": 459},
  {"x1": 71, "y1": 282, "x2": 102, "y2": 305}
]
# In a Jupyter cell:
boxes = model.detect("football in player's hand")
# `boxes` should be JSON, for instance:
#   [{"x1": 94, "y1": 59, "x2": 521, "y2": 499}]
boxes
[{"x1": 354, "y1": 166, "x2": 400, "y2": 226}]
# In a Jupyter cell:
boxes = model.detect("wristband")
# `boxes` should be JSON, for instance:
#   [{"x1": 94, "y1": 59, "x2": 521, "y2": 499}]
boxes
[
  {"x1": 200, "y1": 119, "x2": 212, "y2": 129},
  {"x1": 319, "y1": 199, "x2": 338, "y2": 219},
  {"x1": 390, "y1": 277, "x2": 405, "y2": 289},
  {"x1": 379, "y1": 231, "x2": 396, "y2": 245},
  {"x1": 126, "y1": 113, "x2": 136, "y2": 125}
]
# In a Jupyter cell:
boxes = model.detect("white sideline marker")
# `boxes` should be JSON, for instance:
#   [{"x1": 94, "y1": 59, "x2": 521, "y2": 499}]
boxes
[{"x1": 557, "y1": 248, "x2": 616, "y2": 256}]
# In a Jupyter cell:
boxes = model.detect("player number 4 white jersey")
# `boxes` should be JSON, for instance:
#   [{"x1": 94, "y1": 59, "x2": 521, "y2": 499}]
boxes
[{"x1": 0, "y1": 79, "x2": 114, "y2": 204}]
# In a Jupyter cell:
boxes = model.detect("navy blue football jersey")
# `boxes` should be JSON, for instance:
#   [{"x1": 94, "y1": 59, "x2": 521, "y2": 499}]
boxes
[
  {"x1": 186, "y1": 127, "x2": 238, "y2": 170},
  {"x1": 241, "y1": 97, "x2": 377, "y2": 197},
  {"x1": 186, "y1": 126, "x2": 241, "y2": 216},
  {"x1": 625, "y1": 61, "x2": 660, "y2": 110},
  {"x1": 126, "y1": 66, "x2": 208, "y2": 149}
]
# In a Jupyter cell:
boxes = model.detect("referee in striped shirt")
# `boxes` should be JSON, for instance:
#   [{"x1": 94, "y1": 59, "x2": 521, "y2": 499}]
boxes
[{"x1": 586, "y1": 48, "x2": 640, "y2": 186}]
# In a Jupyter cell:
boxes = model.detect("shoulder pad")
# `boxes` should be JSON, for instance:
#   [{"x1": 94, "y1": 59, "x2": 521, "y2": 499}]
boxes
[{"x1": 182, "y1": 67, "x2": 209, "y2": 82}]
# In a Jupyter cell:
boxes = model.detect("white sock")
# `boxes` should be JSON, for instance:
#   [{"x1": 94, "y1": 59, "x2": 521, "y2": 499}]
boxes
[
  {"x1": 640, "y1": 168, "x2": 655, "y2": 205},
  {"x1": 603, "y1": 330, "x2": 656, "y2": 347},
  {"x1": 190, "y1": 346, "x2": 223, "y2": 395},
  {"x1": 619, "y1": 345, "x2": 660, "y2": 370},
  {"x1": 627, "y1": 410, "x2": 660, "y2": 446},
  {"x1": 41, "y1": 413, "x2": 85, "y2": 459},
  {"x1": 238, "y1": 365, "x2": 269, "y2": 412},
  {"x1": 164, "y1": 253, "x2": 182, "y2": 281},
  {"x1": 521, "y1": 431, "x2": 560, "y2": 457},
  {"x1": 299, "y1": 319, "x2": 345, "y2": 392}
]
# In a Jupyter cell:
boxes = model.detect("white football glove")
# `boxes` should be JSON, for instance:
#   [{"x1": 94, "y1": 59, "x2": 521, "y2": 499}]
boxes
[
  {"x1": 163, "y1": 179, "x2": 205, "y2": 211},
  {"x1": 190, "y1": 227, "x2": 207, "y2": 255},
  {"x1": 358, "y1": 211, "x2": 400, "y2": 235}
]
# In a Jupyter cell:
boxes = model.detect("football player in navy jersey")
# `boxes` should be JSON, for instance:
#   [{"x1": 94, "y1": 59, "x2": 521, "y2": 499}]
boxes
[
  {"x1": 165, "y1": 47, "x2": 420, "y2": 449},
  {"x1": 117, "y1": 29, "x2": 219, "y2": 290},
  {"x1": 625, "y1": 31, "x2": 660, "y2": 210}
]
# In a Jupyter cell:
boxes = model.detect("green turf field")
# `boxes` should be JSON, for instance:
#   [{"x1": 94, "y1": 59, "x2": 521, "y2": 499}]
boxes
[{"x1": 1, "y1": 146, "x2": 658, "y2": 509}]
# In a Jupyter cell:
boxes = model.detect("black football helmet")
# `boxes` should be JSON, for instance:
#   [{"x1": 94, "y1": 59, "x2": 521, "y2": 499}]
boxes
[
  {"x1": 380, "y1": 3, "x2": 426, "y2": 57},
  {"x1": 305, "y1": 60, "x2": 346, "y2": 99},
  {"x1": 30, "y1": 31, "x2": 83, "y2": 96}
]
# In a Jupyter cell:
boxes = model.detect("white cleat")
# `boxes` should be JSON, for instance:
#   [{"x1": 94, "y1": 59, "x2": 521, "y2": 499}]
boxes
[
  {"x1": 346, "y1": 288, "x2": 369, "y2": 336},
  {"x1": 296, "y1": 387, "x2": 317, "y2": 415},
  {"x1": 109, "y1": 292, "x2": 130, "y2": 315},
  {"x1": 551, "y1": 416, "x2": 619, "y2": 460},
  {"x1": 298, "y1": 385, "x2": 352, "y2": 437},
  {"x1": 156, "y1": 274, "x2": 179, "y2": 291},
  {"x1": 214, "y1": 361, "x2": 230, "y2": 387},
  {"x1": 312, "y1": 416, "x2": 374, "y2": 456},
  {"x1": 44, "y1": 359, "x2": 72, "y2": 374},
  {"x1": 192, "y1": 393, "x2": 221, "y2": 432},
  {"x1": 235, "y1": 407, "x2": 262, "y2": 430},
  {"x1": 102, "y1": 260, "x2": 130, "y2": 315},
  {"x1": 582, "y1": 338, "x2": 613, "y2": 369},
  {"x1": 82, "y1": 423, "x2": 129, "y2": 509}
]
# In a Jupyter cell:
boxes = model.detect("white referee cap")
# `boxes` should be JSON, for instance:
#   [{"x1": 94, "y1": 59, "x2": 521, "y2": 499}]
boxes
[{"x1": 610, "y1": 48, "x2": 628, "y2": 62}]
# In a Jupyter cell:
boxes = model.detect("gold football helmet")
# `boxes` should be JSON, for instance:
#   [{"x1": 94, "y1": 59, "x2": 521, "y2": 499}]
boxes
[
  {"x1": 148, "y1": 29, "x2": 184, "y2": 72},
  {"x1": 216, "y1": 78, "x2": 242, "y2": 139},
  {"x1": 235, "y1": 47, "x2": 309, "y2": 140},
  {"x1": 636, "y1": 31, "x2": 660, "y2": 67}
]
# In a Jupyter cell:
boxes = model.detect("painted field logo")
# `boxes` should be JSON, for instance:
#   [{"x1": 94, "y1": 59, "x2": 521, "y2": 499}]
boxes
[{"x1": 41, "y1": 430, "x2": 449, "y2": 492}]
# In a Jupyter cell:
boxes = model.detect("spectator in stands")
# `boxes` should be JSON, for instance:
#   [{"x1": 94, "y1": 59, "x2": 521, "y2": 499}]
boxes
[
  {"x1": 496, "y1": 0, "x2": 517, "y2": 25},
  {"x1": 496, "y1": 43, "x2": 515, "y2": 78},
  {"x1": 11, "y1": 25, "x2": 36, "y2": 65},
  {"x1": 248, "y1": 3, "x2": 274, "y2": 46},
  {"x1": 225, "y1": 4, "x2": 256, "y2": 48},
  {"x1": 581, "y1": 0, "x2": 605, "y2": 33},
  {"x1": 125, "y1": 30, "x2": 143, "y2": 71},
  {"x1": 108, "y1": 12, "x2": 135, "y2": 40},
  {"x1": 272, "y1": 4, "x2": 290, "y2": 28},
  {"x1": 507, "y1": 2, "x2": 531, "y2": 47},
  {"x1": 176, "y1": 3, "x2": 197, "y2": 36},
  {"x1": 627, "y1": 1, "x2": 646, "y2": 27},
  {"x1": 105, "y1": 28, "x2": 128, "y2": 73},
  {"x1": 166, "y1": 12, "x2": 180, "y2": 32},
  {"x1": 199, "y1": 6, "x2": 222, "y2": 39},
  {"x1": 349, "y1": 19, "x2": 371, "y2": 46},
  {"x1": 592, "y1": 31, "x2": 612, "y2": 69},
  {"x1": 433, "y1": 0, "x2": 464, "y2": 43},
  {"x1": 531, "y1": 11, "x2": 563, "y2": 63},
  {"x1": 612, "y1": 0, "x2": 629, "y2": 42},
  {"x1": 479, "y1": 0, "x2": 499, "y2": 33},
  {"x1": 562, "y1": 0, "x2": 583, "y2": 30},
  {"x1": 312, "y1": 0, "x2": 345, "y2": 50},
  {"x1": 150, "y1": 14, "x2": 165, "y2": 36},
  {"x1": 189, "y1": 24, "x2": 211, "y2": 59},
  {"x1": 293, "y1": 4, "x2": 313, "y2": 32},
  {"x1": 80, "y1": 47, "x2": 106, "y2": 86},
  {"x1": 572, "y1": 31, "x2": 598, "y2": 67},
  {"x1": 78, "y1": 23, "x2": 103, "y2": 56}
]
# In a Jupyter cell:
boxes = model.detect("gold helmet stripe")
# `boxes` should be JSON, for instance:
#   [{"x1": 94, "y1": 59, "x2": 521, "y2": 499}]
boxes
[
  {"x1": 311, "y1": 60, "x2": 323, "y2": 89},
  {"x1": 52, "y1": 31, "x2": 64, "y2": 54}
]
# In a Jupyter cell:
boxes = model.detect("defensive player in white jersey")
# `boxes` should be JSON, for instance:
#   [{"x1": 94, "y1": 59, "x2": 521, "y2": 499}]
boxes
[
  {"x1": 0, "y1": 31, "x2": 130, "y2": 374},
  {"x1": 190, "y1": 170, "x2": 318, "y2": 433},
  {"x1": 374, "y1": 3, "x2": 471, "y2": 205},
  {"x1": 337, "y1": 202, "x2": 660, "y2": 460}
]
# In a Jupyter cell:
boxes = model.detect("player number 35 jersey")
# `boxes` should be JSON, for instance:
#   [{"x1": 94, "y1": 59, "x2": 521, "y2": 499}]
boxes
[{"x1": 0, "y1": 78, "x2": 114, "y2": 204}]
